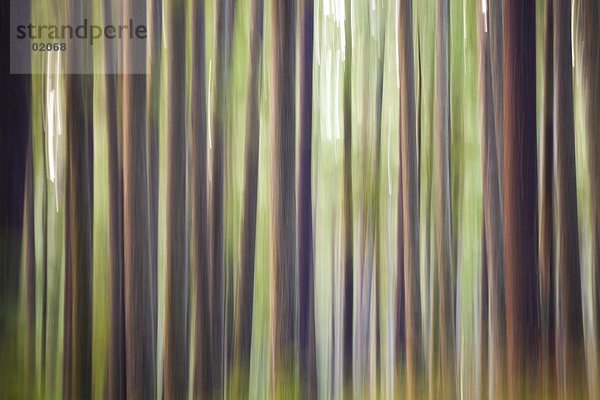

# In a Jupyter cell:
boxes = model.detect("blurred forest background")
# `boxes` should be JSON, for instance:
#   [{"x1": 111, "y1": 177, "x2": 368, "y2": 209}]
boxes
[{"x1": 0, "y1": 0, "x2": 599, "y2": 398}]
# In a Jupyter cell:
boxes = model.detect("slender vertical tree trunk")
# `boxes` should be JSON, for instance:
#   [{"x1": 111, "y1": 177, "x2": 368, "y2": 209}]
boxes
[
  {"x1": 104, "y1": 0, "x2": 125, "y2": 398},
  {"x1": 0, "y1": 0, "x2": 29, "y2": 307},
  {"x1": 122, "y1": 0, "x2": 156, "y2": 399},
  {"x1": 233, "y1": 0, "x2": 264, "y2": 397},
  {"x1": 40, "y1": 130, "x2": 48, "y2": 391},
  {"x1": 64, "y1": 75, "x2": 94, "y2": 400},
  {"x1": 476, "y1": 2, "x2": 506, "y2": 398},
  {"x1": 64, "y1": 2, "x2": 94, "y2": 397},
  {"x1": 503, "y1": 0, "x2": 540, "y2": 397},
  {"x1": 164, "y1": 0, "x2": 188, "y2": 397},
  {"x1": 480, "y1": 225, "x2": 489, "y2": 399},
  {"x1": 396, "y1": 129, "x2": 405, "y2": 368},
  {"x1": 433, "y1": 0, "x2": 455, "y2": 395},
  {"x1": 298, "y1": 1, "x2": 317, "y2": 398},
  {"x1": 540, "y1": 1, "x2": 555, "y2": 397},
  {"x1": 372, "y1": 4, "x2": 387, "y2": 394},
  {"x1": 64, "y1": 201, "x2": 72, "y2": 400},
  {"x1": 398, "y1": 1, "x2": 423, "y2": 398},
  {"x1": 0, "y1": 3, "x2": 30, "y2": 398},
  {"x1": 190, "y1": 0, "x2": 211, "y2": 397},
  {"x1": 146, "y1": 0, "x2": 162, "y2": 369},
  {"x1": 270, "y1": 0, "x2": 298, "y2": 396},
  {"x1": 488, "y1": 0, "x2": 503, "y2": 192},
  {"x1": 553, "y1": 0, "x2": 585, "y2": 394},
  {"x1": 342, "y1": 0, "x2": 354, "y2": 397},
  {"x1": 212, "y1": 1, "x2": 234, "y2": 394}
]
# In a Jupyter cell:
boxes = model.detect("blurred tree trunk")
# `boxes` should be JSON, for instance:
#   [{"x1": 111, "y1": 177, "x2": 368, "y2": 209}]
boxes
[
  {"x1": 63, "y1": 73, "x2": 94, "y2": 400},
  {"x1": 40, "y1": 112, "x2": 49, "y2": 390},
  {"x1": 146, "y1": 0, "x2": 162, "y2": 365},
  {"x1": 269, "y1": 0, "x2": 298, "y2": 396},
  {"x1": 164, "y1": 0, "x2": 189, "y2": 397},
  {"x1": 233, "y1": 0, "x2": 264, "y2": 397},
  {"x1": 578, "y1": 0, "x2": 600, "y2": 349},
  {"x1": 540, "y1": 1, "x2": 555, "y2": 396},
  {"x1": 63, "y1": 2, "x2": 94, "y2": 397},
  {"x1": 396, "y1": 127, "x2": 405, "y2": 367},
  {"x1": 190, "y1": 0, "x2": 211, "y2": 397},
  {"x1": 0, "y1": 0, "x2": 29, "y2": 306},
  {"x1": 211, "y1": 1, "x2": 234, "y2": 394},
  {"x1": 122, "y1": 0, "x2": 155, "y2": 397},
  {"x1": 476, "y1": 2, "x2": 506, "y2": 398},
  {"x1": 298, "y1": 0, "x2": 317, "y2": 398},
  {"x1": 553, "y1": 0, "x2": 584, "y2": 393},
  {"x1": 398, "y1": 0, "x2": 423, "y2": 398},
  {"x1": 433, "y1": 0, "x2": 455, "y2": 396},
  {"x1": 489, "y1": 0, "x2": 503, "y2": 194},
  {"x1": 342, "y1": 0, "x2": 354, "y2": 397},
  {"x1": 370, "y1": 4, "x2": 387, "y2": 395},
  {"x1": 397, "y1": 196, "x2": 406, "y2": 394},
  {"x1": 103, "y1": 0, "x2": 125, "y2": 398},
  {"x1": 503, "y1": 0, "x2": 540, "y2": 397},
  {"x1": 480, "y1": 225, "x2": 489, "y2": 399}
]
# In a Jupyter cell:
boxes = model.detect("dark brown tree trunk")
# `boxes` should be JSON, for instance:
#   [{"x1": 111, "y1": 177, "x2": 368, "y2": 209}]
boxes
[
  {"x1": 398, "y1": 1, "x2": 423, "y2": 398},
  {"x1": 503, "y1": 0, "x2": 540, "y2": 396},
  {"x1": 480, "y1": 224, "x2": 489, "y2": 399},
  {"x1": 103, "y1": 0, "x2": 125, "y2": 398},
  {"x1": 0, "y1": 0, "x2": 29, "y2": 306},
  {"x1": 0, "y1": 4, "x2": 30, "y2": 399},
  {"x1": 146, "y1": 0, "x2": 162, "y2": 371},
  {"x1": 164, "y1": 0, "x2": 188, "y2": 398},
  {"x1": 233, "y1": 0, "x2": 264, "y2": 397},
  {"x1": 433, "y1": 0, "x2": 455, "y2": 395},
  {"x1": 298, "y1": 0, "x2": 317, "y2": 398},
  {"x1": 270, "y1": 0, "x2": 298, "y2": 396},
  {"x1": 64, "y1": 3, "x2": 94, "y2": 397},
  {"x1": 122, "y1": 0, "x2": 155, "y2": 399},
  {"x1": 190, "y1": 0, "x2": 211, "y2": 397},
  {"x1": 553, "y1": 0, "x2": 585, "y2": 393},
  {"x1": 489, "y1": 0, "x2": 504, "y2": 194},
  {"x1": 342, "y1": 0, "x2": 354, "y2": 397},
  {"x1": 540, "y1": 1, "x2": 555, "y2": 396},
  {"x1": 211, "y1": 1, "x2": 234, "y2": 395},
  {"x1": 64, "y1": 74, "x2": 94, "y2": 400},
  {"x1": 476, "y1": 2, "x2": 506, "y2": 397}
]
